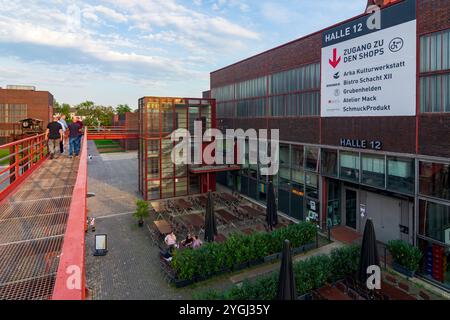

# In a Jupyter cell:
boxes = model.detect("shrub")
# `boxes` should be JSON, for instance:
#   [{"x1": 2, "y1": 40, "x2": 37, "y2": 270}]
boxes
[
  {"x1": 328, "y1": 244, "x2": 360, "y2": 282},
  {"x1": 194, "y1": 245, "x2": 361, "y2": 300},
  {"x1": 172, "y1": 221, "x2": 317, "y2": 281},
  {"x1": 387, "y1": 240, "x2": 422, "y2": 272}
]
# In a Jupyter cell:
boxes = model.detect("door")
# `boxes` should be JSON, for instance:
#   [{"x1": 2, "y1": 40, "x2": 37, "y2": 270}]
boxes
[{"x1": 345, "y1": 189, "x2": 358, "y2": 229}]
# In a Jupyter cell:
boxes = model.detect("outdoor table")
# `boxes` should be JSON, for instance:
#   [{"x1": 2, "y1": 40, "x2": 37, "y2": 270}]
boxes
[
  {"x1": 175, "y1": 199, "x2": 193, "y2": 210},
  {"x1": 197, "y1": 195, "x2": 208, "y2": 207},
  {"x1": 220, "y1": 193, "x2": 239, "y2": 203},
  {"x1": 316, "y1": 285, "x2": 352, "y2": 300},
  {"x1": 181, "y1": 214, "x2": 205, "y2": 229},
  {"x1": 241, "y1": 228, "x2": 254, "y2": 235},
  {"x1": 151, "y1": 201, "x2": 166, "y2": 214},
  {"x1": 255, "y1": 224, "x2": 267, "y2": 232},
  {"x1": 215, "y1": 234, "x2": 227, "y2": 243},
  {"x1": 216, "y1": 209, "x2": 238, "y2": 223},
  {"x1": 379, "y1": 281, "x2": 415, "y2": 300},
  {"x1": 240, "y1": 205, "x2": 263, "y2": 218},
  {"x1": 154, "y1": 220, "x2": 172, "y2": 235}
]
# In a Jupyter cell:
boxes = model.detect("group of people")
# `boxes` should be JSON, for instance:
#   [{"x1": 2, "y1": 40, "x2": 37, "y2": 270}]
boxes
[
  {"x1": 45, "y1": 114, "x2": 84, "y2": 159},
  {"x1": 161, "y1": 232, "x2": 203, "y2": 261}
]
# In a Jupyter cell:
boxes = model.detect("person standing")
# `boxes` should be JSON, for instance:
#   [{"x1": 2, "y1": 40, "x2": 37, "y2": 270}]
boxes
[
  {"x1": 58, "y1": 114, "x2": 68, "y2": 155},
  {"x1": 45, "y1": 115, "x2": 63, "y2": 160},
  {"x1": 68, "y1": 117, "x2": 81, "y2": 158},
  {"x1": 76, "y1": 117, "x2": 84, "y2": 155}
]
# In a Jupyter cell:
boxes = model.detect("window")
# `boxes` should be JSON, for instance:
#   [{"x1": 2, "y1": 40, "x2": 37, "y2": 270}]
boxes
[
  {"x1": 386, "y1": 157, "x2": 415, "y2": 194},
  {"x1": 321, "y1": 149, "x2": 338, "y2": 177},
  {"x1": 340, "y1": 152, "x2": 359, "y2": 182},
  {"x1": 420, "y1": 29, "x2": 450, "y2": 113},
  {"x1": 361, "y1": 154, "x2": 385, "y2": 188},
  {"x1": 292, "y1": 145, "x2": 304, "y2": 169},
  {"x1": 420, "y1": 74, "x2": 450, "y2": 112},
  {"x1": 420, "y1": 29, "x2": 450, "y2": 73},
  {"x1": 419, "y1": 200, "x2": 450, "y2": 243},
  {"x1": 420, "y1": 161, "x2": 450, "y2": 201},
  {"x1": 0, "y1": 104, "x2": 27, "y2": 123},
  {"x1": 305, "y1": 146, "x2": 319, "y2": 172},
  {"x1": 305, "y1": 172, "x2": 319, "y2": 199}
]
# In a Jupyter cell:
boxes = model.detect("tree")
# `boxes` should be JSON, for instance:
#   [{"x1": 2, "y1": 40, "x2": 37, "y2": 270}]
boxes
[
  {"x1": 54, "y1": 101, "x2": 72, "y2": 121},
  {"x1": 75, "y1": 101, "x2": 114, "y2": 127},
  {"x1": 116, "y1": 104, "x2": 132, "y2": 115}
]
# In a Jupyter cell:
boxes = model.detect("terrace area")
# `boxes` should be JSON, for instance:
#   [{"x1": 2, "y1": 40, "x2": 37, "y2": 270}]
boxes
[{"x1": 149, "y1": 192, "x2": 294, "y2": 246}]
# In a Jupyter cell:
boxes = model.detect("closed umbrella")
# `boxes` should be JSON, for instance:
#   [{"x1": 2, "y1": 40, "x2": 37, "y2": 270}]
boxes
[
  {"x1": 277, "y1": 240, "x2": 297, "y2": 300},
  {"x1": 357, "y1": 218, "x2": 380, "y2": 284},
  {"x1": 204, "y1": 191, "x2": 217, "y2": 242},
  {"x1": 266, "y1": 182, "x2": 278, "y2": 231}
]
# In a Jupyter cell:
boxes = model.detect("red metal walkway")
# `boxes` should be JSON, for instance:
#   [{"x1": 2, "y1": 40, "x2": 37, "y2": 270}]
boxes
[{"x1": 0, "y1": 133, "x2": 88, "y2": 300}]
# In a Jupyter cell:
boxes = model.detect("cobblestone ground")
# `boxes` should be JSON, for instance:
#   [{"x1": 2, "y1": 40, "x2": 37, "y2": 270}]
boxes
[{"x1": 85, "y1": 142, "x2": 233, "y2": 300}]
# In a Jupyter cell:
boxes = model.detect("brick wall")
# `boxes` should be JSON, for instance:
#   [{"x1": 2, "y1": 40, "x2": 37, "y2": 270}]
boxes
[
  {"x1": 211, "y1": 0, "x2": 450, "y2": 158},
  {"x1": 0, "y1": 89, "x2": 53, "y2": 134}
]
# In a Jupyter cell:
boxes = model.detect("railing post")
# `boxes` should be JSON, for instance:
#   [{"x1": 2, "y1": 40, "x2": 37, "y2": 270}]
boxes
[{"x1": 14, "y1": 144, "x2": 19, "y2": 180}]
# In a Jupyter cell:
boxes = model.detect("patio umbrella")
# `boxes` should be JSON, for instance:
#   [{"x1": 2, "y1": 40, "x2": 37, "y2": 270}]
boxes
[
  {"x1": 277, "y1": 240, "x2": 297, "y2": 300},
  {"x1": 266, "y1": 182, "x2": 278, "y2": 231},
  {"x1": 357, "y1": 218, "x2": 380, "y2": 284},
  {"x1": 204, "y1": 191, "x2": 218, "y2": 242}
]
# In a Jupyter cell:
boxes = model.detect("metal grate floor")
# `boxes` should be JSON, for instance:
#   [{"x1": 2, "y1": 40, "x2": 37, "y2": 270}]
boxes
[{"x1": 0, "y1": 157, "x2": 79, "y2": 300}]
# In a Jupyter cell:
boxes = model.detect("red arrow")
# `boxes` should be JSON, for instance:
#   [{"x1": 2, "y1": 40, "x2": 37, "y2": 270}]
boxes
[{"x1": 329, "y1": 48, "x2": 341, "y2": 68}]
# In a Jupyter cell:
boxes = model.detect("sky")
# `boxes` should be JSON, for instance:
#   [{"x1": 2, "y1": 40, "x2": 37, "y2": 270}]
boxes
[{"x1": 0, "y1": 0, "x2": 367, "y2": 108}]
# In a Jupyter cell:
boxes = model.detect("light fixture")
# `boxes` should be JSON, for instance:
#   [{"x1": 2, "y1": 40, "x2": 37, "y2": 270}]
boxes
[{"x1": 94, "y1": 234, "x2": 108, "y2": 256}]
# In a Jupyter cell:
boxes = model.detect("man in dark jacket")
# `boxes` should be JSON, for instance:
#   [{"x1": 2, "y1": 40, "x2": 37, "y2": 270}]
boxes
[{"x1": 45, "y1": 115, "x2": 63, "y2": 159}]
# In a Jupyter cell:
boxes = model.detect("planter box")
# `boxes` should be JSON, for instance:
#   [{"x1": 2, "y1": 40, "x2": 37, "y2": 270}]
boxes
[
  {"x1": 392, "y1": 262, "x2": 415, "y2": 278},
  {"x1": 264, "y1": 253, "x2": 279, "y2": 263},
  {"x1": 248, "y1": 258, "x2": 263, "y2": 267},
  {"x1": 302, "y1": 242, "x2": 316, "y2": 253},
  {"x1": 233, "y1": 262, "x2": 248, "y2": 271},
  {"x1": 174, "y1": 278, "x2": 194, "y2": 288},
  {"x1": 298, "y1": 293, "x2": 313, "y2": 300}
]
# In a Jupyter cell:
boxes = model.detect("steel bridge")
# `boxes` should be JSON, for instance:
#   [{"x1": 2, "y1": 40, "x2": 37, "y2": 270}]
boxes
[{"x1": 0, "y1": 126, "x2": 138, "y2": 300}]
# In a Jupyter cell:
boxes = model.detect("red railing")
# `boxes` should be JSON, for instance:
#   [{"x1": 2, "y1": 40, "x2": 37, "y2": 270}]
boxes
[
  {"x1": 52, "y1": 130, "x2": 88, "y2": 300},
  {"x1": 86, "y1": 126, "x2": 139, "y2": 140},
  {"x1": 0, "y1": 133, "x2": 48, "y2": 202}
]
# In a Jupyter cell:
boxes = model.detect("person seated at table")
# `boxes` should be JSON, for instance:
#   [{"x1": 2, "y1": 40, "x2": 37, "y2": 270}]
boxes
[
  {"x1": 180, "y1": 233, "x2": 195, "y2": 248},
  {"x1": 160, "y1": 249, "x2": 173, "y2": 262},
  {"x1": 164, "y1": 232, "x2": 177, "y2": 248},
  {"x1": 192, "y1": 236, "x2": 203, "y2": 249}
]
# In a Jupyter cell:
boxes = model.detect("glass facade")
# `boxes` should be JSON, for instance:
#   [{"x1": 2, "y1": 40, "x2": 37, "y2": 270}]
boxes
[
  {"x1": 138, "y1": 97, "x2": 214, "y2": 200},
  {"x1": 420, "y1": 161, "x2": 450, "y2": 201},
  {"x1": 212, "y1": 62, "x2": 320, "y2": 118}
]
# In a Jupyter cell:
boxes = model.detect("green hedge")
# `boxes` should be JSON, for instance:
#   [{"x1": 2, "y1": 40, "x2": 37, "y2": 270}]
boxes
[
  {"x1": 387, "y1": 240, "x2": 423, "y2": 272},
  {"x1": 172, "y1": 222, "x2": 317, "y2": 281},
  {"x1": 194, "y1": 245, "x2": 361, "y2": 300}
]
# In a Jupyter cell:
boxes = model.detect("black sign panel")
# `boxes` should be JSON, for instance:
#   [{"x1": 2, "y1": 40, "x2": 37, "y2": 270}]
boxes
[{"x1": 322, "y1": 0, "x2": 416, "y2": 47}]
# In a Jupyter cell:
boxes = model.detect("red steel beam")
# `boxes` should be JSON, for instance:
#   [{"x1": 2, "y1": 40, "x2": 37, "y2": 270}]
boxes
[{"x1": 52, "y1": 130, "x2": 88, "y2": 300}]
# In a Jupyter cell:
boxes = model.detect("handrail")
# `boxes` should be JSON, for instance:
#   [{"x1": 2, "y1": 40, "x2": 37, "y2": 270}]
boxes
[
  {"x1": 0, "y1": 133, "x2": 48, "y2": 202},
  {"x1": 52, "y1": 129, "x2": 88, "y2": 300}
]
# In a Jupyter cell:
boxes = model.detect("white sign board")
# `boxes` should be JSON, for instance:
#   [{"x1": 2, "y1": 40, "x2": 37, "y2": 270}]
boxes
[{"x1": 321, "y1": 1, "x2": 416, "y2": 117}]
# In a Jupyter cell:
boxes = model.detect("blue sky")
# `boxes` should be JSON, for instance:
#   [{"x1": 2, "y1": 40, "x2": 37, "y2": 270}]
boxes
[{"x1": 0, "y1": 0, "x2": 367, "y2": 108}]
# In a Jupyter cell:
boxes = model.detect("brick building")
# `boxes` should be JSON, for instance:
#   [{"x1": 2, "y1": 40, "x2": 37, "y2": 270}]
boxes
[
  {"x1": 0, "y1": 86, "x2": 54, "y2": 143},
  {"x1": 210, "y1": 0, "x2": 450, "y2": 289}
]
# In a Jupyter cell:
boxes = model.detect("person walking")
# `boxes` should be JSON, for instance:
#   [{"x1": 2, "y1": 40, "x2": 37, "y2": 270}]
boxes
[
  {"x1": 58, "y1": 114, "x2": 68, "y2": 155},
  {"x1": 45, "y1": 115, "x2": 63, "y2": 160},
  {"x1": 68, "y1": 117, "x2": 81, "y2": 158}
]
